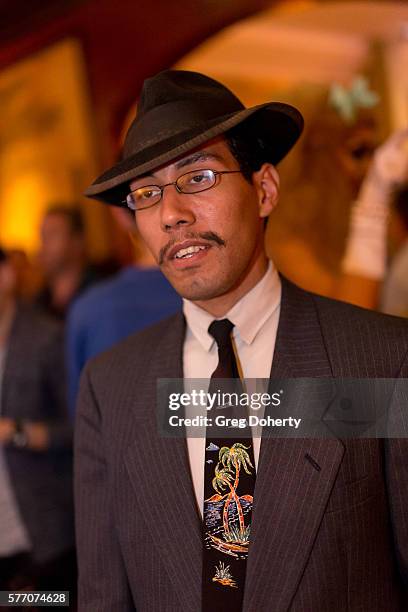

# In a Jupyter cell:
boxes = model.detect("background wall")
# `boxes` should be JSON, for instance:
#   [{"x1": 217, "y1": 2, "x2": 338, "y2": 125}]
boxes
[
  {"x1": 0, "y1": 0, "x2": 275, "y2": 260},
  {"x1": 175, "y1": 1, "x2": 408, "y2": 280},
  {"x1": 0, "y1": 0, "x2": 407, "y2": 265}
]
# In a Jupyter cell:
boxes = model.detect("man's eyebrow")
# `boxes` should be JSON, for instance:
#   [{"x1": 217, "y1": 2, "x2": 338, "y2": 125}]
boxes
[
  {"x1": 134, "y1": 171, "x2": 154, "y2": 182},
  {"x1": 131, "y1": 151, "x2": 225, "y2": 185},
  {"x1": 175, "y1": 151, "x2": 225, "y2": 169}
]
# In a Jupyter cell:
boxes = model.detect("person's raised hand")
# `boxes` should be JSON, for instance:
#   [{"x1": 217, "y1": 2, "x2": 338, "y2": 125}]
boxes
[{"x1": 370, "y1": 128, "x2": 408, "y2": 189}]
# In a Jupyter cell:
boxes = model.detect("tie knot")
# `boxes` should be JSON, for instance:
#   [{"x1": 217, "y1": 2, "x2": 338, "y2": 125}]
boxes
[{"x1": 208, "y1": 319, "x2": 234, "y2": 348}]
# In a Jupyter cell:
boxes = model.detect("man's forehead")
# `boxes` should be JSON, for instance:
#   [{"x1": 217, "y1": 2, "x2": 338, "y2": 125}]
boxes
[{"x1": 129, "y1": 137, "x2": 232, "y2": 187}]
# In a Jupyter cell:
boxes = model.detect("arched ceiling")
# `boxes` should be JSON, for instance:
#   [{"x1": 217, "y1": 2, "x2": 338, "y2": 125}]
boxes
[{"x1": 176, "y1": 1, "x2": 408, "y2": 94}]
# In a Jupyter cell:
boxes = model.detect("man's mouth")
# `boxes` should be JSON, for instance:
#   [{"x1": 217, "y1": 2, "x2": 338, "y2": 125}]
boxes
[
  {"x1": 173, "y1": 245, "x2": 209, "y2": 260},
  {"x1": 165, "y1": 240, "x2": 215, "y2": 269},
  {"x1": 159, "y1": 232, "x2": 225, "y2": 266}
]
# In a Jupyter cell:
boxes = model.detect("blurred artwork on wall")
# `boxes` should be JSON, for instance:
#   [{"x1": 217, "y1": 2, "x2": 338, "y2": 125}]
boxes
[
  {"x1": 175, "y1": 0, "x2": 408, "y2": 295},
  {"x1": 0, "y1": 38, "x2": 108, "y2": 259}
]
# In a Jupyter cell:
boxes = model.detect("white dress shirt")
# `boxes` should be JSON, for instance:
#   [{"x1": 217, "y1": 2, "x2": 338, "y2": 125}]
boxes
[{"x1": 182, "y1": 260, "x2": 281, "y2": 513}]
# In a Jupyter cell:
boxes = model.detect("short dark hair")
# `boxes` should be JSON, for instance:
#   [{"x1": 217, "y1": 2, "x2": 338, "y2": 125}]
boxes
[
  {"x1": 394, "y1": 186, "x2": 408, "y2": 232},
  {"x1": 224, "y1": 123, "x2": 271, "y2": 228},
  {"x1": 0, "y1": 247, "x2": 7, "y2": 264},
  {"x1": 45, "y1": 205, "x2": 85, "y2": 235},
  {"x1": 224, "y1": 122, "x2": 269, "y2": 183}
]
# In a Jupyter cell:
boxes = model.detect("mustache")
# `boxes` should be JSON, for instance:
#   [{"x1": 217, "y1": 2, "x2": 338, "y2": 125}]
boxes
[{"x1": 159, "y1": 231, "x2": 225, "y2": 265}]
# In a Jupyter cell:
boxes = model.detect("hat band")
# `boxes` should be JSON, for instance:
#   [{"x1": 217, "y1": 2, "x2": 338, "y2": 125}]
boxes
[{"x1": 123, "y1": 98, "x2": 245, "y2": 157}]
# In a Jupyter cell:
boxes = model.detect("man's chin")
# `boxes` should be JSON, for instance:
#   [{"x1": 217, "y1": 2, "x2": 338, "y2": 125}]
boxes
[
  {"x1": 174, "y1": 286, "x2": 215, "y2": 302},
  {"x1": 171, "y1": 278, "x2": 231, "y2": 303},
  {"x1": 160, "y1": 263, "x2": 234, "y2": 302}
]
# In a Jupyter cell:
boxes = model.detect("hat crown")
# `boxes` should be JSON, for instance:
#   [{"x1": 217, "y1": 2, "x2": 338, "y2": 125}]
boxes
[
  {"x1": 123, "y1": 70, "x2": 245, "y2": 157},
  {"x1": 139, "y1": 70, "x2": 244, "y2": 113}
]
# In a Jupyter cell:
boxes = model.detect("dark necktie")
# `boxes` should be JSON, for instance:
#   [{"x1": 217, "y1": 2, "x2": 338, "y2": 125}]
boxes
[{"x1": 202, "y1": 319, "x2": 256, "y2": 611}]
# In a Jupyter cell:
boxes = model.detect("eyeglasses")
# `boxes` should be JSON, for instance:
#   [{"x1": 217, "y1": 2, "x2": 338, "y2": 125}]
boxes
[{"x1": 124, "y1": 168, "x2": 242, "y2": 211}]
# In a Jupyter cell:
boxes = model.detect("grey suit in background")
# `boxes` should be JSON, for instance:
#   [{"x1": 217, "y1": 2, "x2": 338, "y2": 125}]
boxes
[
  {"x1": 75, "y1": 277, "x2": 408, "y2": 611},
  {"x1": 2, "y1": 305, "x2": 74, "y2": 563}
]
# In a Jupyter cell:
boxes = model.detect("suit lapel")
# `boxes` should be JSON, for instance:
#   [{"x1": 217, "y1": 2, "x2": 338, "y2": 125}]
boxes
[
  {"x1": 268, "y1": 275, "x2": 334, "y2": 379},
  {"x1": 244, "y1": 277, "x2": 345, "y2": 611},
  {"x1": 124, "y1": 313, "x2": 202, "y2": 612}
]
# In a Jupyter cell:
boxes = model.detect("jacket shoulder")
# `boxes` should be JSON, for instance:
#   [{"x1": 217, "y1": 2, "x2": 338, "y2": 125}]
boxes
[
  {"x1": 311, "y1": 290, "x2": 408, "y2": 333},
  {"x1": 280, "y1": 276, "x2": 408, "y2": 375},
  {"x1": 282, "y1": 275, "x2": 408, "y2": 334},
  {"x1": 310, "y1": 290, "x2": 408, "y2": 373}
]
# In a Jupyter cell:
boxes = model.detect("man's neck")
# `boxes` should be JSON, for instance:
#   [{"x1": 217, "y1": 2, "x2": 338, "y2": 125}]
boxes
[
  {"x1": 49, "y1": 263, "x2": 85, "y2": 310},
  {"x1": 192, "y1": 253, "x2": 269, "y2": 318}
]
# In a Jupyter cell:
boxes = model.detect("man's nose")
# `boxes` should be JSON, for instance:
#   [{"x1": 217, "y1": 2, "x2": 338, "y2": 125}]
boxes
[{"x1": 159, "y1": 186, "x2": 196, "y2": 231}]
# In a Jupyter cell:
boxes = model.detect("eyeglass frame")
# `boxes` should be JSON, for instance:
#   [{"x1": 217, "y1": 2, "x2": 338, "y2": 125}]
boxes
[{"x1": 123, "y1": 168, "x2": 243, "y2": 211}]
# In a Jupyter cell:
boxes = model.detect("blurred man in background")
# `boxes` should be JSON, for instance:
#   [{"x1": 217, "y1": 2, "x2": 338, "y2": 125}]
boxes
[
  {"x1": 0, "y1": 247, "x2": 75, "y2": 601},
  {"x1": 66, "y1": 208, "x2": 181, "y2": 414},
  {"x1": 36, "y1": 206, "x2": 103, "y2": 319}
]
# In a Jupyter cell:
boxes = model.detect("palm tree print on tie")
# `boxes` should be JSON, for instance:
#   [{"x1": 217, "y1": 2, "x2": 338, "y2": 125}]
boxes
[
  {"x1": 204, "y1": 443, "x2": 254, "y2": 561},
  {"x1": 219, "y1": 443, "x2": 254, "y2": 545}
]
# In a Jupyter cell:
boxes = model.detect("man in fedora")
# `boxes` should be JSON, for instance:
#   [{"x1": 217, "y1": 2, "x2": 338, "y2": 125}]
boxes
[{"x1": 75, "y1": 70, "x2": 408, "y2": 611}]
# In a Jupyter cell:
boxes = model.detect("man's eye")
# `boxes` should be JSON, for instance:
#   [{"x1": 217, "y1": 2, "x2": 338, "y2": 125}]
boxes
[
  {"x1": 139, "y1": 189, "x2": 158, "y2": 199},
  {"x1": 190, "y1": 173, "x2": 209, "y2": 184}
]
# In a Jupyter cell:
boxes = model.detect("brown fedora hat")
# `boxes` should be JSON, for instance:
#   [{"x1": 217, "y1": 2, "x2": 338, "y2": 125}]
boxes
[{"x1": 85, "y1": 70, "x2": 304, "y2": 206}]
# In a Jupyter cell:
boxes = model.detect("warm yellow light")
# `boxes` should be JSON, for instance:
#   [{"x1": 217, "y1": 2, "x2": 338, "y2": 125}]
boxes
[
  {"x1": 0, "y1": 173, "x2": 47, "y2": 254},
  {"x1": 0, "y1": 39, "x2": 109, "y2": 260}
]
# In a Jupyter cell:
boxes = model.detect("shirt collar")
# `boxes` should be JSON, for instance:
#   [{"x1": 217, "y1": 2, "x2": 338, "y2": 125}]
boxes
[{"x1": 183, "y1": 260, "x2": 281, "y2": 352}]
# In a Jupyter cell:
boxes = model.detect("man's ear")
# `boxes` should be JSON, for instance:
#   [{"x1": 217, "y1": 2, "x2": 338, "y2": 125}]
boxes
[{"x1": 252, "y1": 163, "x2": 280, "y2": 218}]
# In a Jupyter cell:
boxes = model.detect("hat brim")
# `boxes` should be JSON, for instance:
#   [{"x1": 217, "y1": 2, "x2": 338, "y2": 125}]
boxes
[{"x1": 85, "y1": 102, "x2": 303, "y2": 206}]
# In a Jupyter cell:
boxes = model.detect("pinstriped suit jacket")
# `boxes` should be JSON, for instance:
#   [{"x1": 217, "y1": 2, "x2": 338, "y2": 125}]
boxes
[{"x1": 74, "y1": 276, "x2": 408, "y2": 611}]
